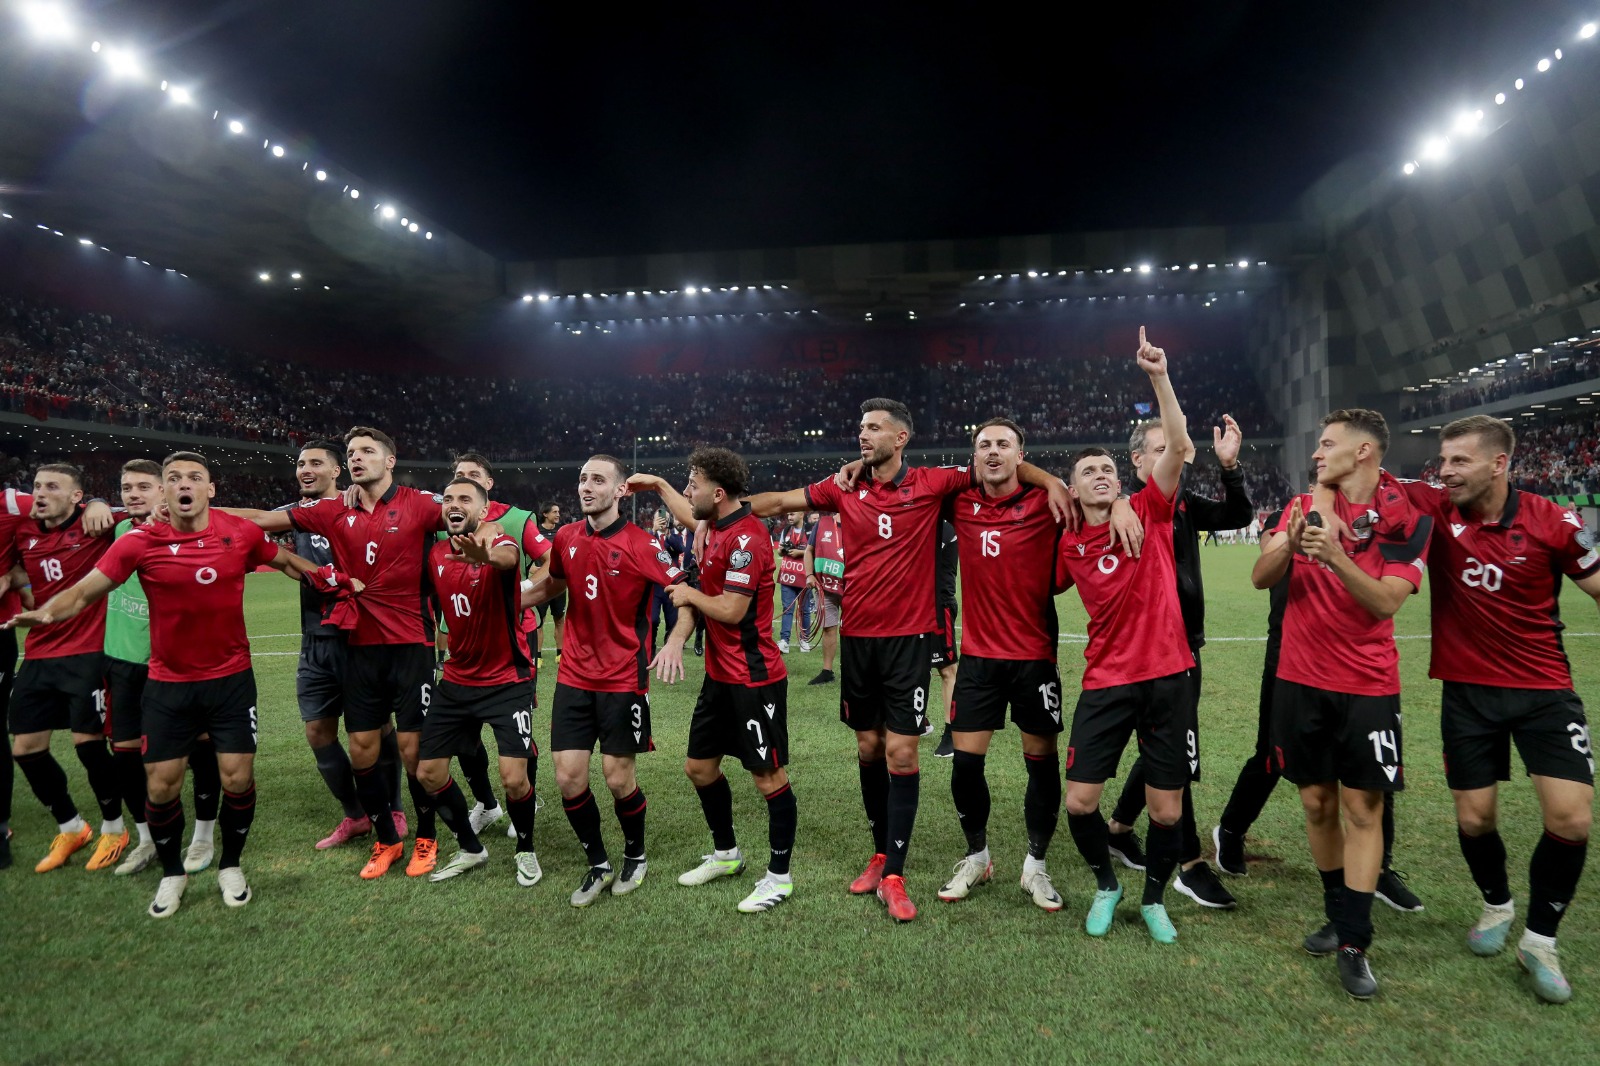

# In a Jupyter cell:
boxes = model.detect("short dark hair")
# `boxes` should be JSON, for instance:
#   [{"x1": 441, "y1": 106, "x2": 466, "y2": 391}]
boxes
[
  {"x1": 1440, "y1": 414, "x2": 1515, "y2": 457},
  {"x1": 444, "y1": 476, "x2": 488, "y2": 503},
  {"x1": 687, "y1": 446, "x2": 749, "y2": 498},
  {"x1": 861, "y1": 398, "x2": 914, "y2": 435},
  {"x1": 35, "y1": 462, "x2": 83, "y2": 488},
  {"x1": 972, "y1": 417, "x2": 1025, "y2": 448},
  {"x1": 452, "y1": 452, "x2": 493, "y2": 476},
  {"x1": 539, "y1": 501, "x2": 561, "y2": 518},
  {"x1": 345, "y1": 426, "x2": 397, "y2": 456},
  {"x1": 162, "y1": 451, "x2": 210, "y2": 475},
  {"x1": 1321, "y1": 409, "x2": 1389, "y2": 455},
  {"x1": 1069, "y1": 447, "x2": 1112, "y2": 475},
  {"x1": 300, "y1": 440, "x2": 343, "y2": 466},
  {"x1": 121, "y1": 459, "x2": 162, "y2": 478},
  {"x1": 587, "y1": 454, "x2": 628, "y2": 481}
]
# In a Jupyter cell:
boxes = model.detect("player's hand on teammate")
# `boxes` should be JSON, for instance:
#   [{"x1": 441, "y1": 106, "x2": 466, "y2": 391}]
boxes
[
  {"x1": 624, "y1": 473, "x2": 667, "y2": 496},
  {"x1": 1045, "y1": 477, "x2": 1074, "y2": 526},
  {"x1": 1214, "y1": 414, "x2": 1243, "y2": 468},
  {"x1": 1134, "y1": 325, "x2": 1169, "y2": 377},
  {"x1": 81, "y1": 499, "x2": 116, "y2": 536},
  {"x1": 650, "y1": 638, "x2": 687, "y2": 684},
  {"x1": 666, "y1": 583, "x2": 695, "y2": 608},
  {"x1": 1107, "y1": 496, "x2": 1144, "y2": 558},
  {"x1": 342, "y1": 483, "x2": 362, "y2": 508},
  {"x1": 3, "y1": 608, "x2": 54, "y2": 629},
  {"x1": 834, "y1": 460, "x2": 865, "y2": 490}
]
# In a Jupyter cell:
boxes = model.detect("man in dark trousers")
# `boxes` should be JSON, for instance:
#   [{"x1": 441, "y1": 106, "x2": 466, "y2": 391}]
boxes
[{"x1": 1103, "y1": 414, "x2": 1252, "y2": 911}]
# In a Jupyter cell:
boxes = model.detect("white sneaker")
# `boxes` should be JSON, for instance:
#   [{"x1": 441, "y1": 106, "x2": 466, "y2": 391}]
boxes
[
  {"x1": 147, "y1": 874, "x2": 188, "y2": 919},
  {"x1": 429, "y1": 847, "x2": 489, "y2": 882},
  {"x1": 612, "y1": 857, "x2": 648, "y2": 895},
  {"x1": 799, "y1": 640, "x2": 812, "y2": 652},
  {"x1": 1020, "y1": 865, "x2": 1064, "y2": 912},
  {"x1": 468, "y1": 803, "x2": 504, "y2": 834},
  {"x1": 114, "y1": 839, "x2": 157, "y2": 876},
  {"x1": 737, "y1": 876, "x2": 794, "y2": 913},
  {"x1": 937, "y1": 853, "x2": 993, "y2": 901},
  {"x1": 218, "y1": 866, "x2": 253, "y2": 907},
  {"x1": 514, "y1": 850, "x2": 543, "y2": 887},
  {"x1": 678, "y1": 849, "x2": 746, "y2": 885},
  {"x1": 182, "y1": 837, "x2": 215, "y2": 874},
  {"x1": 778, "y1": 639, "x2": 789, "y2": 654},
  {"x1": 570, "y1": 864, "x2": 615, "y2": 907}
]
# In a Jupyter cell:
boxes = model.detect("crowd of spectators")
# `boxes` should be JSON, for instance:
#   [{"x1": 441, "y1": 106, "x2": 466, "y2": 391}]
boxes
[
  {"x1": 3, "y1": 293, "x2": 1280, "y2": 461},
  {"x1": 1399, "y1": 350, "x2": 1600, "y2": 421},
  {"x1": 1412, "y1": 410, "x2": 1599, "y2": 497}
]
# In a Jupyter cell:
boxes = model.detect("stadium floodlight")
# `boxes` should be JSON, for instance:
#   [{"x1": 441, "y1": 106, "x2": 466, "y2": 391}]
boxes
[
  {"x1": 348, "y1": 188, "x2": 359, "y2": 199},
  {"x1": 1027, "y1": 270, "x2": 1039, "y2": 278},
  {"x1": 1583, "y1": 23, "x2": 1597, "y2": 39},
  {"x1": 522, "y1": 294, "x2": 534, "y2": 302},
  {"x1": 537, "y1": 293, "x2": 550, "y2": 301},
  {"x1": 1420, "y1": 135, "x2": 1449, "y2": 161},
  {"x1": 20, "y1": 2, "x2": 75, "y2": 42},
  {"x1": 167, "y1": 85, "x2": 193, "y2": 105},
  {"x1": 314, "y1": 169, "x2": 326, "y2": 180},
  {"x1": 270, "y1": 145, "x2": 285, "y2": 157},
  {"x1": 1453, "y1": 109, "x2": 1483, "y2": 134},
  {"x1": 1402, "y1": 162, "x2": 1417, "y2": 175},
  {"x1": 227, "y1": 119, "x2": 245, "y2": 134},
  {"x1": 77, "y1": 237, "x2": 92, "y2": 245},
  {"x1": 1515, "y1": 77, "x2": 1525, "y2": 89},
  {"x1": 381, "y1": 205, "x2": 395, "y2": 219},
  {"x1": 400, "y1": 216, "x2": 408, "y2": 227},
  {"x1": 290, "y1": 271, "x2": 302, "y2": 280},
  {"x1": 1537, "y1": 57, "x2": 1551, "y2": 72},
  {"x1": 408, "y1": 222, "x2": 418, "y2": 232},
  {"x1": 1137, "y1": 264, "x2": 1151, "y2": 274},
  {"x1": 1495, "y1": 92, "x2": 1506, "y2": 105},
  {"x1": 103, "y1": 46, "x2": 143, "y2": 80},
  {"x1": 424, "y1": 231, "x2": 432, "y2": 239},
  {"x1": 258, "y1": 272, "x2": 271, "y2": 282}
]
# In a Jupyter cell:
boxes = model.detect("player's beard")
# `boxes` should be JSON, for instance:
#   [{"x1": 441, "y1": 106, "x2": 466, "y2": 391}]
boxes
[
  {"x1": 299, "y1": 480, "x2": 330, "y2": 498},
  {"x1": 690, "y1": 498, "x2": 717, "y2": 522},
  {"x1": 862, "y1": 441, "x2": 895, "y2": 469}
]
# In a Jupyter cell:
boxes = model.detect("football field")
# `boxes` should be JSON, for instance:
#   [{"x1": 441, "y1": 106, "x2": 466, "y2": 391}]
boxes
[{"x1": 7, "y1": 547, "x2": 1598, "y2": 1064}]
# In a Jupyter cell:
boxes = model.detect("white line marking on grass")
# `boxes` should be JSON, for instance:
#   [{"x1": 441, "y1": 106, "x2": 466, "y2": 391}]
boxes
[{"x1": 1056, "y1": 633, "x2": 1600, "y2": 643}]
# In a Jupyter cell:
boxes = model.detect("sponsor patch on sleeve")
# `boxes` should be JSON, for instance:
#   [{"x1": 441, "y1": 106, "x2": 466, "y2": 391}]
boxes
[{"x1": 725, "y1": 571, "x2": 752, "y2": 585}]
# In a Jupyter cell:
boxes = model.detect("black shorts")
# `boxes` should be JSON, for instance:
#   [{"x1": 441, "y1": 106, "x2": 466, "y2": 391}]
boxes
[
  {"x1": 550, "y1": 683, "x2": 652, "y2": 756},
  {"x1": 538, "y1": 590, "x2": 567, "y2": 622},
  {"x1": 840, "y1": 634, "x2": 934, "y2": 736},
  {"x1": 142, "y1": 668, "x2": 258, "y2": 764},
  {"x1": 1270, "y1": 678, "x2": 1404, "y2": 792},
  {"x1": 688, "y1": 678, "x2": 788, "y2": 773},
  {"x1": 8, "y1": 653, "x2": 106, "y2": 737},
  {"x1": 1066, "y1": 671, "x2": 1193, "y2": 790},
  {"x1": 105, "y1": 657, "x2": 150, "y2": 744},
  {"x1": 951, "y1": 656, "x2": 1064, "y2": 736},
  {"x1": 419, "y1": 680, "x2": 536, "y2": 761},
  {"x1": 929, "y1": 603, "x2": 959, "y2": 669},
  {"x1": 297, "y1": 634, "x2": 347, "y2": 724},
  {"x1": 345, "y1": 643, "x2": 435, "y2": 733},
  {"x1": 1441, "y1": 682, "x2": 1593, "y2": 790}
]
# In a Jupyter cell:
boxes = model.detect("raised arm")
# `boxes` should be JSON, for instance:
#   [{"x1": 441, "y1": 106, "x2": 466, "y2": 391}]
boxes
[
  {"x1": 748, "y1": 488, "x2": 812, "y2": 518},
  {"x1": 220, "y1": 506, "x2": 295, "y2": 532},
  {"x1": 1139, "y1": 326, "x2": 1190, "y2": 499}
]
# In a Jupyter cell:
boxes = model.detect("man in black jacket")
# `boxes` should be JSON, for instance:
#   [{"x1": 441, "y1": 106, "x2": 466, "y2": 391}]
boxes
[{"x1": 1103, "y1": 414, "x2": 1251, "y2": 910}]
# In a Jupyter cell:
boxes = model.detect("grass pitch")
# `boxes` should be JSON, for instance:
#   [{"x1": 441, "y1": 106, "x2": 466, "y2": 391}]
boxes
[{"x1": 5, "y1": 547, "x2": 1598, "y2": 1064}]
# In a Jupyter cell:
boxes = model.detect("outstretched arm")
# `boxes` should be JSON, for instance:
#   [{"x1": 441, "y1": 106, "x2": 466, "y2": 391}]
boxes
[
  {"x1": 1139, "y1": 326, "x2": 1190, "y2": 499},
  {"x1": 4, "y1": 570, "x2": 116, "y2": 629},
  {"x1": 748, "y1": 488, "x2": 812, "y2": 518},
  {"x1": 220, "y1": 506, "x2": 295, "y2": 532},
  {"x1": 626, "y1": 473, "x2": 695, "y2": 528}
]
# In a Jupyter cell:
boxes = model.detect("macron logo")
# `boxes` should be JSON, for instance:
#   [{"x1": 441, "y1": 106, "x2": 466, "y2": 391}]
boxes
[
  {"x1": 346, "y1": 515, "x2": 358, "y2": 528},
  {"x1": 1563, "y1": 511, "x2": 1582, "y2": 529},
  {"x1": 972, "y1": 502, "x2": 981, "y2": 514},
  {"x1": 858, "y1": 489, "x2": 868, "y2": 500},
  {"x1": 168, "y1": 544, "x2": 181, "y2": 555},
  {"x1": 1451, "y1": 523, "x2": 1467, "y2": 538},
  {"x1": 568, "y1": 546, "x2": 577, "y2": 559}
]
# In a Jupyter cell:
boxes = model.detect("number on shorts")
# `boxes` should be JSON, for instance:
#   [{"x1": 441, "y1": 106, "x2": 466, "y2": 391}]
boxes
[
  {"x1": 249, "y1": 706, "x2": 258, "y2": 745},
  {"x1": 877, "y1": 514, "x2": 893, "y2": 540},
  {"x1": 41, "y1": 557, "x2": 63, "y2": 582},
  {"x1": 912, "y1": 687, "x2": 925, "y2": 714},
  {"x1": 1037, "y1": 681, "x2": 1059, "y2": 711},
  {"x1": 746, "y1": 719, "x2": 765, "y2": 746},
  {"x1": 513, "y1": 709, "x2": 532, "y2": 737},
  {"x1": 93, "y1": 688, "x2": 107, "y2": 725},
  {"x1": 1367, "y1": 728, "x2": 1398, "y2": 764},
  {"x1": 449, "y1": 592, "x2": 471, "y2": 618},
  {"x1": 420, "y1": 683, "x2": 432, "y2": 716},
  {"x1": 1570, "y1": 722, "x2": 1592, "y2": 757}
]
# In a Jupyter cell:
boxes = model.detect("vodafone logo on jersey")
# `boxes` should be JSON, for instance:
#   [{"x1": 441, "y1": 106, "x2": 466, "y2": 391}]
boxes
[
  {"x1": 195, "y1": 567, "x2": 219, "y2": 585},
  {"x1": 1097, "y1": 555, "x2": 1119, "y2": 575}
]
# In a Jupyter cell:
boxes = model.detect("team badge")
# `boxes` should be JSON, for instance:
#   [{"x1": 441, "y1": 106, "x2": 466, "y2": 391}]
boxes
[
  {"x1": 729, "y1": 550, "x2": 753, "y2": 569},
  {"x1": 656, "y1": 550, "x2": 672, "y2": 564},
  {"x1": 1577, "y1": 527, "x2": 1596, "y2": 551}
]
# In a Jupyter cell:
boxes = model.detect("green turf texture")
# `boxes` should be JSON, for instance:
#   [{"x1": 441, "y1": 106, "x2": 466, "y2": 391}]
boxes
[{"x1": 5, "y1": 547, "x2": 1597, "y2": 1064}]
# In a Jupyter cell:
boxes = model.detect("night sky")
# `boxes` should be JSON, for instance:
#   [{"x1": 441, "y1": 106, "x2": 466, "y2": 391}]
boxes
[{"x1": 102, "y1": 1, "x2": 1599, "y2": 259}]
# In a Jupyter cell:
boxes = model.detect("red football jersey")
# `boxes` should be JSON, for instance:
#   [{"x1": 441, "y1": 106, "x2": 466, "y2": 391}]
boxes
[
  {"x1": 549, "y1": 516, "x2": 686, "y2": 693},
  {"x1": 289, "y1": 484, "x2": 444, "y2": 646},
  {"x1": 1404, "y1": 482, "x2": 1599, "y2": 689},
  {"x1": 1055, "y1": 481, "x2": 1193, "y2": 689},
  {"x1": 804, "y1": 465, "x2": 974, "y2": 637},
  {"x1": 428, "y1": 536, "x2": 532, "y2": 686},
  {"x1": 0, "y1": 489, "x2": 33, "y2": 577},
  {"x1": 952, "y1": 484, "x2": 1063, "y2": 661},
  {"x1": 15, "y1": 509, "x2": 112, "y2": 659},
  {"x1": 699, "y1": 504, "x2": 787, "y2": 686},
  {"x1": 95, "y1": 511, "x2": 278, "y2": 682},
  {"x1": 1273, "y1": 488, "x2": 1431, "y2": 697},
  {"x1": 485, "y1": 500, "x2": 551, "y2": 635}
]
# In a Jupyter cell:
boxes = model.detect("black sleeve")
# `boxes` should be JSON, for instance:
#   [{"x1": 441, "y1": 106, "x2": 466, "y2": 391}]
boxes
[{"x1": 1184, "y1": 464, "x2": 1254, "y2": 532}]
